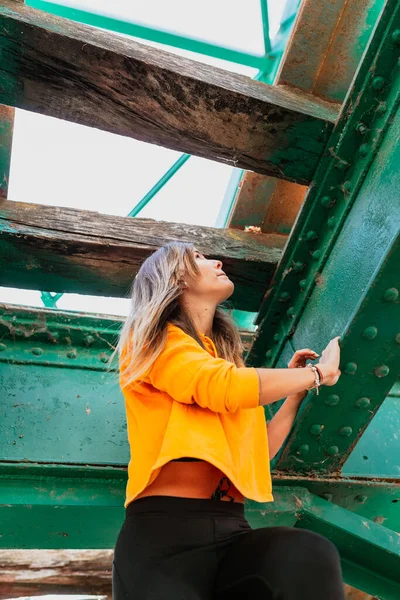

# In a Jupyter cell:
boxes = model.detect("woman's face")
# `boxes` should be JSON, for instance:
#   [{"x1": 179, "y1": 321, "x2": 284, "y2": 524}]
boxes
[{"x1": 183, "y1": 249, "x2": 234, "y2": 303}]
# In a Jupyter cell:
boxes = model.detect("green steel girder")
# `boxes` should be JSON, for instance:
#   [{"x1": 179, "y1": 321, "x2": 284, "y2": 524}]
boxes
[
  {"x1": 248, "y1": 0, "x2": 400, "y2": 368},
  {"x1": 247, "y1": 488, "x2": 400, "y2": 600},
  {"x1": 275, "y1": 234, "x2": 399, "y2": 473}
]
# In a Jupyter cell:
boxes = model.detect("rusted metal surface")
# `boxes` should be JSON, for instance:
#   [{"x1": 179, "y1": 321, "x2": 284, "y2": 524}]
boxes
[
  {"x1": 0, "y1": 104, "x2": 14, "y2": 199},
  {"x1": 228, "y1": 0, "x2": 383, "y2": 236}
]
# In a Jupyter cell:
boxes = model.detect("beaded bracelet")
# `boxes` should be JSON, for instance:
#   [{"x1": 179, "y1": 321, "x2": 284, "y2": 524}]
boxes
[{"x1": 306, "y1": 364, "x2": 321, "y2": 395}]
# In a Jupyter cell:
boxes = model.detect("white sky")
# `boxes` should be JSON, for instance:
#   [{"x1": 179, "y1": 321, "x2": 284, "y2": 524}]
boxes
[{"x1": 1, "y1": 0, "x2": 287, "y2": 318}]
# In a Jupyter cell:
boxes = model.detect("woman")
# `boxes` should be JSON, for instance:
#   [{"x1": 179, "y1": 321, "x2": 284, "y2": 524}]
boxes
[{"x1": 111, "y1": 241, "x2": 344, "y2": 599}]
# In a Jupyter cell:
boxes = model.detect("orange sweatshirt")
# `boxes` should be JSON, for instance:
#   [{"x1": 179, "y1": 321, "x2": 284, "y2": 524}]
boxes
[{"x1": 120, "y1": 323, "x2": 273, "y2": 508}]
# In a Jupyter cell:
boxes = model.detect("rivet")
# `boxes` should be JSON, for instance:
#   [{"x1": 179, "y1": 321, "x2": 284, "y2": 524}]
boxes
[
  {"x1": 395, "y1": 333, "x2": 400, "y2": 345},
  {"x1": 345, "y1": 362, "x2": 357, "y2": 375},
  {"x1": 383, "y1": 287, "x2": 398, "y2": 302},
  {"x1": 279, "y1": 292, "x2": 291, "y2": 303},
  {"x1": 265, "y1": 349, "x2": 273, "y2": 358},
  {"x1": 340, "y1": 426, "x2": 353, "y2": 437},
  {"x1": 297, "y1": 444, "x2": 309, "y2": 456},
  {"x1": 327, "y1": 217, "x2": 336, "y2": 229},
  {"x1": 325, "y1": 394, "x2": 340, "y2": 406},
  {"x1": 310, "y1": 424, "x2": 323, "y2": 436},
  {"x1": 15, "y1": 328, "x2": 24, "y2": 337},
  {"x1": 375, "y1": 364, "x2": 389, "y2": 378},
  {"x1": 326, "y1": 446, "x2": 339, "y2": 456},
  {"x1": 392, "y1": 29, "x2": 400, "y2": 45},
  {"x1": 305, "y1": 230, "x2": 319, "y2": 242},
  {"x1": 359, "y1": 144, "x2": 369, "y2": 157},
  {"x1": 31, "y1": 347, "x2": 44, "y2": 356},
  {"x1": 312, "y1": 249, "x2": 321, "y2": 260},
  {"x1": 321, "y1": 493, "x2": 333, "y2": 501},
  {"x1": 84, "y1": 334, "x2": 96, "y2": 346},
  {"x1": 51, "y1": 331, "x2": 60, "y2": 341},
  {"x1": 320, "y1": 196, "x2": 335, "y2": 208},
  {"x1": 362, "y1": 326, "x2": 378, "y2": 340},
  {"x1": 67, "y1": 349, "x2": 77, "y2": 359},
  {"x1": 293, "y1": 261, "x2": 305, "y2": 272},
  {"x1": 100, "y1": 354, "x2": 109, "y2": 363},
  {"x1": 355, "y1": 495, "x2": 367, "y2": 504},
  {"x1": 355, "y1": 122, "x2": 368, "y2": 135},
  {"x1": 356, "y1": 397, "x2": 371, "y2": 409},
  {"x1": 343, "y1": 181, "x2": 351, "y2": 192},
  {"x1": 376, "y1": 101, "x2": 387, "y2": 114},
  {"x1": 287, "y1": 307, "x2": 295, "y2": 318},
  {"x1": 299, "y1": 279, "x2": 307, "y2": 291},
  {"x1": 372, "y1": 76, "x2": 385, "y2": 91},
  {"x1": 273, "y1": 334, "x2": 280, "y2": 342},
  {"x1": 0, "y1": 343, "x2": 6, "y2": 352}
]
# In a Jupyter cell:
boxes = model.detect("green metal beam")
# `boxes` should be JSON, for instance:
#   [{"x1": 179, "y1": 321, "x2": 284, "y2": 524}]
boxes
[
  {"x1": 128, "y1": 153, "x2": 190, "y2": 218},
  {"x1": 26, "y1": 0, "x2": 270, "y2": 71},
  {"x1": 247, "y1": 488, "x2": 400, "y2": 600},
  {"x1": 247, "y1": 0, "x2": 399, "y2": 367}
]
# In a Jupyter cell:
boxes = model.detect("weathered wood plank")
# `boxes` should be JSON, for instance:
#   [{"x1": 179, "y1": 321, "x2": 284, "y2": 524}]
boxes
[
  {"x1": 0, "y1": 0, "x2": 337, "y2": 184},
  {"x1": 0, "y1": 199, "x2": 287, "y2": 311}
]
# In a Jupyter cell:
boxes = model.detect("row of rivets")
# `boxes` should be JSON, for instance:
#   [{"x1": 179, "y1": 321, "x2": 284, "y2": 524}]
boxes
[{"x1": 0, "y1": 344, "x2": 111, "y2": 362}]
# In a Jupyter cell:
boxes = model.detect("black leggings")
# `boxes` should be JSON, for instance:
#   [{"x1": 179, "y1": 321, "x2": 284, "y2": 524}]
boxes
[{"x1": 112, "y1": 495, "x2": 345, "y2": 599}]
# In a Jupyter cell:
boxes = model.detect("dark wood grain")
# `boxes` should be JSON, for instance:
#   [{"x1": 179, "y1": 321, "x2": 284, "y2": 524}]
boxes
[
  {"x1": 0, "y1": 1, "x2": 338, "y2": 184},
  {"x1": 0, "y1": 199, "x2": 287, "y2": 311}
]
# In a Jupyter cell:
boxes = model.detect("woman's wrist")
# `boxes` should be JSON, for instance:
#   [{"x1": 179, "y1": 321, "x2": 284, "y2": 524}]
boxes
[{"x1": 315, "y1": 362, "x2": 331, "y2": 383}]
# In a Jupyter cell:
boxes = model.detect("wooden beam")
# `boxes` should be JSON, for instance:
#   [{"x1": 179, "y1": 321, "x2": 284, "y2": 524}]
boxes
[
  {"x1": 0, "y1": 1, "x2": 337, "y2": 185},
  {"x1": 0, "y1": 199, "x2": 287, "y2": 311},
  {"x1": 0, "y1": 105, "x2": 14, "y2": 199}
]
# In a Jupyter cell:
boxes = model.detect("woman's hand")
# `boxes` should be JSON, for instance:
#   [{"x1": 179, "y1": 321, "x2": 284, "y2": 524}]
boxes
[{"x1": 287, "y1": 348, "x2": 319, "y2": 402}]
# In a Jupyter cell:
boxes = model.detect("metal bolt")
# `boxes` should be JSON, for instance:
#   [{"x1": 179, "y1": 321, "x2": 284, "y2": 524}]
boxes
[
  {"x1": 84, "y1": 334, "x2": 96, "y2": 346},
  {"x1": 67, "y1": 349, "x2": 77, "y2": 359},
  {"x1": 326, "y1": 446, "x2": 339, "y2": 456},
  {"x1": 343, "y1": 181, "x2": 352, "y2": 193},
  {"x1": 320, "y1": 196, "x2": 335, "y2": 209},
  {"x1": 355, "y1": 495, "x2": 368, "y2": 504},
  {"x1": 305, "y1": 230, "x2": 318, "y2": 242},
  {"x1": 392, "y1": 29, "x2": 400, "y2": 45},
  {"x1": 395, "y1": 333, "x2": 400, "y2": 345},
  {"x1": 383, "y1": 287, "x2": 399, "y2": 302},
  {"x1": 297, "y1": 444, "x2": 309, "y2": 456},
  {"x1": 312, "y1": 249, "x2": 321, "y2": 260},
  {"x1": 15, "y1": 328, "x2": 24, "y2": 337},
  {"x1": 31, "y1": 347, "x2": 44, "y2": 356},
  {"x1": 362, "y1": 326, "x2": 378, "y2": 340},
  {"x1": 375, "y1": 364, "x2": 389, "y2": 378},
  {"x1": 100, "y1": 354, "x2": 110, "y2": 363},
  {"x1": 273, "y1": 334, "x2": 280, "y2": 342},
  {"x1": 325, "y1": 394, "x2": 340, "y2": 406},
  {"x1": 309, "y1": 424, "x2": 323, "y2": 436},
  {"x1": 372, "y1": 76, "x2": 385, "y2": 91},
  {"x1": 286, "y1": 307, "x2": 295, "y2": 318},
  {"x1": 345, "y1": 362, "x2": 357, "y2": 375},
  {"x1": 327, "y1": 217, "x2": 336, "y2": 229},
  {"x1": 279, "y1": 292, "x2": 291, "y2": 303},
  {"x1": 340, "y1": 426, "x2": 353, "y2": 437},
  {"x1": 299, "y1": 279, "x2": 307, "y2": 291},
  {"x1": 356, "y1": 397, "x2": 371, "y2": 409},
  {"x1": 359, "y1": 144, "x2": 369, "y2": 157},
  {"x1": 0, "y1": 343, "x2": 6, "y2": 352},
  {"x1": 355, "y1": 122, "x2": 368, "y2": 135}
]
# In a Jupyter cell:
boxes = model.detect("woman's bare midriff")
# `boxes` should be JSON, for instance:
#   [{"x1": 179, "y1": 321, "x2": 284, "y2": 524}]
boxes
[{"x1": 133, "y1": 460, "x2": 245, "y2": 504}]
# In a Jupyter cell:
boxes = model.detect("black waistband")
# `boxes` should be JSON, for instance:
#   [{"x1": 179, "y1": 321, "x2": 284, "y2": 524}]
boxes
[{"x1": 126, "y1": 495, "x2": 245, "y2": 519}]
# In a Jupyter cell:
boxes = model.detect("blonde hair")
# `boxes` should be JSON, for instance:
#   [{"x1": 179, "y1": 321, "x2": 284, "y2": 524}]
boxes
[{"x1": 108, "y1": 241, "x2": 245, "y2": 390}]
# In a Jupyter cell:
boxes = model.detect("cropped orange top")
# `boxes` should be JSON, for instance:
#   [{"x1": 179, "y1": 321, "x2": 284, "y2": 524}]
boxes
[{"x1": 119, "y1": 322, "x2": 273, "y2": 508}]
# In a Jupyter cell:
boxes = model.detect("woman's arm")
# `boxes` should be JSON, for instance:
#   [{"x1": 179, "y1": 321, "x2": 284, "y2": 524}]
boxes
[{"x1": 266, "y1": 392, "x2": 306, "y2": 459}]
